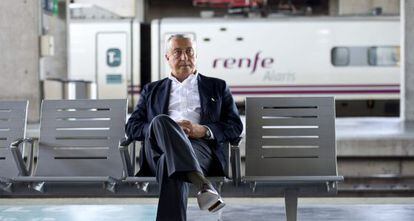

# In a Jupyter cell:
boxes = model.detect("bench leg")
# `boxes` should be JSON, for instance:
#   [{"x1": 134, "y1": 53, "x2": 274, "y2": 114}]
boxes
[
  {"x1": 284, "y1": 189, "x2": 298, "y2": 221},
  {"x1": 31, "y1": 182, "x2": 45, "y2": 193},
  {"x1": 103, "y1": 177, "x2": 118, "y2": 193},
  {"x1": 0, "y1": 178, "x2": 13, "y2": 193}
]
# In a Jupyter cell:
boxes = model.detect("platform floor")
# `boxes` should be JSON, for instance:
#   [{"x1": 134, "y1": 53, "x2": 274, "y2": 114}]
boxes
[
  {"x1": 335, "y1": 117, "x2": 414, "y2": 139},
  {"x1": 0, "y1": 198, "x2": 413, "y2": 221}
]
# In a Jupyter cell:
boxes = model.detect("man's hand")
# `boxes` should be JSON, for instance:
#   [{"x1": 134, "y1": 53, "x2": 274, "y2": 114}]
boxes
[{"x1": 177, "y1": 120, "x2": 207, "y2": 139}]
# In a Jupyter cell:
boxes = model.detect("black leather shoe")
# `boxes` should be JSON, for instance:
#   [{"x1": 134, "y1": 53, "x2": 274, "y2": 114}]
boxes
[{"x1": 196, "y1": 184, "x2": 225, "y2": 212}]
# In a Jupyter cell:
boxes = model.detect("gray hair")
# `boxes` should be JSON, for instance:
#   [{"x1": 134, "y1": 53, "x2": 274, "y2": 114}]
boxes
[{"x1": 165, "y1": 34, "x2": 196, "y2": 54}]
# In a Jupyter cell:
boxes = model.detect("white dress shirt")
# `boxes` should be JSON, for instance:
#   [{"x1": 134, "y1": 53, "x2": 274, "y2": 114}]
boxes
[
  {"x1": 168, "y1": 73, "x2": 214, "y2": 139},
  {"x1": 168, "y1": 73, "x2": 201, "y2": 123}
]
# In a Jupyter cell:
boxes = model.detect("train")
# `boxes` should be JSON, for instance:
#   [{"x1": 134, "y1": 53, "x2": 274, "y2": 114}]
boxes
[{"x1": 67, "y1": 16, "x2": 400, "y2": 116}]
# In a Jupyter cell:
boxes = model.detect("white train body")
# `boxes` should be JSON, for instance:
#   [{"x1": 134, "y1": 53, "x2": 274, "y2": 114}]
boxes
[{"x1": 150, "y1": 17, "x2": 400, "y2": 103}]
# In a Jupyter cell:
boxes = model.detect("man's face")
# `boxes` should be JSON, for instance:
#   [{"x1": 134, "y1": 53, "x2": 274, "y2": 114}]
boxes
[{"x1": 165, "y1": 37, "x2": 196, "y2": 82}]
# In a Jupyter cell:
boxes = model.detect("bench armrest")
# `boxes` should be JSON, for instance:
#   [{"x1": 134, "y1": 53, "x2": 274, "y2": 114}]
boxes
[
  {"x1": 119, "y1": 138, "x2": 134, "y2": 177},
  {"x1": 230, "y1": 137, "x2": 242, "y2": 186},
  {"x1": 10, "y1": 138, "x2": 35, "y2": 176}
]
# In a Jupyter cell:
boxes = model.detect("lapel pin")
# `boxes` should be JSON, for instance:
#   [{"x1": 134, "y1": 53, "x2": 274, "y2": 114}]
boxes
[{"x1": 211, "y1": 97, "x2": 216, "y2": 102}]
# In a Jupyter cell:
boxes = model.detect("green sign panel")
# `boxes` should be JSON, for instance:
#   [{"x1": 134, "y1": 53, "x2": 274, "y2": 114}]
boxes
[{"x1": 107, "y1": 48, "x2": 121, "y2": 67}]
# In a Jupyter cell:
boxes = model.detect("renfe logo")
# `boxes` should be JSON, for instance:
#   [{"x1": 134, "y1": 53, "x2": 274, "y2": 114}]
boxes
[{"x1": 212, "y1": 51, "x2": 274, "y2": 73}]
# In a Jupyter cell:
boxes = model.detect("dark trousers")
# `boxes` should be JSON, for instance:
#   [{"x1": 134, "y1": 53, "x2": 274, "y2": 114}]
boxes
[{"x1": 144, "y1": 114, "x2": 222, "y2": 221}]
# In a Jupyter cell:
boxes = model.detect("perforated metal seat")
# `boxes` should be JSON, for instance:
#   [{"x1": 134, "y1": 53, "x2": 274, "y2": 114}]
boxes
[
  {"x1": 244, "y1": 97, "x2": 343, "y2": 221},
  {"x1": 13, "y1": 99, "x2": 127, "y2": 193}
]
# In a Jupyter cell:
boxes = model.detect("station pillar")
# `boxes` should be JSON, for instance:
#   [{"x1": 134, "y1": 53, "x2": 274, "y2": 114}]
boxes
[{"x1": 401, "y1": 0, "x2": 414, "y2": 121}]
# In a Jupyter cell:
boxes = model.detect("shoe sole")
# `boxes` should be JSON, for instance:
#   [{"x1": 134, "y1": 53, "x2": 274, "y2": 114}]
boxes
[{"x1": 208, "y1": 199, "x2": 225, "y2": 213}]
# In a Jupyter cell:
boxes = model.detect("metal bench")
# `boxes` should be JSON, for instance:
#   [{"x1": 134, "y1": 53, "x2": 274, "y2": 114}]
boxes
[
  {"x1": 0, "y1": 101, "x2": 32, "y2": 193},
  {"x1": 243, "y1": 97, "x2": 343, "y2": 221},
  {"x1": 12, "y1": 99, "x2": 127, "y2": 193}
]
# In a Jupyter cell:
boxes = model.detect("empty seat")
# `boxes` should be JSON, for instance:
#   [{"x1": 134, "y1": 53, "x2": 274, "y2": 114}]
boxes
[
  {"x1": 244, "y1": 97, "x2": 343, "y2": 221},
  {"x1": 13, "y1": 99, "x2": 127, "y2": 193}
]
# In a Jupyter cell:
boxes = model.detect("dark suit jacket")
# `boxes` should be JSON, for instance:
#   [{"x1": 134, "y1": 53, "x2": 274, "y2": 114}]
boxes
[{"x1": 125, "y1": 73, "x2": 243, "y2": 176}]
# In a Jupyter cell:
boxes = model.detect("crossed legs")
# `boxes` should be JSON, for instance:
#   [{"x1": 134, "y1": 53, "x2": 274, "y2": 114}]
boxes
[{"x1": 143, "y1": 115, "x2": 221, "y2": 221}]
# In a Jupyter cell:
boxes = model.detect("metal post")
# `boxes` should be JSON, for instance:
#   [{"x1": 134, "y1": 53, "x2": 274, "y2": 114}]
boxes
[{"x1": 284, "y1": 189, "x2": 298, "y2": 221}]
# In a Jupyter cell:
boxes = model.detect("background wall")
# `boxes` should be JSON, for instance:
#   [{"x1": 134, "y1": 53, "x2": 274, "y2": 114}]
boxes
[
  {"x1": 73, "y1": 0, "x2": 136, "y2": 17},
  {"x1": 0, "y1": 0, "x2": 40, "y2": 122},
  {"x1": 40, "y1": 1, "x2": 67, "y2": 81}
]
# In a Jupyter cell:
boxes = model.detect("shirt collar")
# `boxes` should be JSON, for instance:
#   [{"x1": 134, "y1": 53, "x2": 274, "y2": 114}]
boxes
[{"x1": 169, "y1": 71, "x2": 198, "y2": 85}]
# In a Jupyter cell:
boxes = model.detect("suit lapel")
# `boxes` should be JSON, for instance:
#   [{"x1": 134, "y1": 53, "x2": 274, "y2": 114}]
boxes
[
  {"x1": 158, "y1": 78, "x2": 171, "y2": 115},
  {"x1": 197, "y1": 74, "x2": 212, "y2": 123}
]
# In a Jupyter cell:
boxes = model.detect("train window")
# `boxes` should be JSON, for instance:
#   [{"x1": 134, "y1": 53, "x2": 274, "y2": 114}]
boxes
[
  {"x1": 348, "y1": 47, "x2": 370, "y2": 66},
  {"x1": 332, "y1": 46, "x2": 399, "y2": 67},
  {"x1": 331, "y1": 47, "x2": 349, "y2": 66},
  {"x1": 368, "y1": 46, "x2": 400, "y2": 66}
]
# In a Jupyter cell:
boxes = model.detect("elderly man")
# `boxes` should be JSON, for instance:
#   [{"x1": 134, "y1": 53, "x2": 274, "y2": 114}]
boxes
[{"x1": 126, "y1": 34, "x2": 242, "y2": 221}]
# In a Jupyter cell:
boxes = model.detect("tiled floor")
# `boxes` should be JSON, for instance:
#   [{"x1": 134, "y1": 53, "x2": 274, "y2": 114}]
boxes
[{"x1": 0, "y1": 198, "x2": 413, "y2": 221}]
